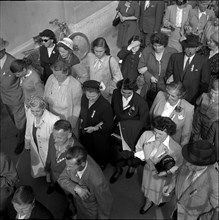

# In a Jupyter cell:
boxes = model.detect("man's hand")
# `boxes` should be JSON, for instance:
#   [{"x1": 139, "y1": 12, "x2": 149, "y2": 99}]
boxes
[
  {"x1": 74, "y1": 185, "x2": 91, "y2": 200},
  {"x1": 150, "y1": 76, "x2": 158, "y2": 83},
  {"x1": 162, "y1": 184, "x2": 174, "y2": 197},
  {"x1": 84, "y1": 126, "x2": 98, "y2": 133}
]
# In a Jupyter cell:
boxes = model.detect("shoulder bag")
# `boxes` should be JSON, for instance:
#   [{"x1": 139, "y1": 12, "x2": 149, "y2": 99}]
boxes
[{"x1": 112, "y1": 11, "x2": 120, "y2": 27}]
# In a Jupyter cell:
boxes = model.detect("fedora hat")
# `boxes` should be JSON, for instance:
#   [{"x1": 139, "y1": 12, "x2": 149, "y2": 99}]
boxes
[
  {"x1": 182, "y1": 140, "x2": 217, "y2": 166},
  {"x1": 181, "y1": 34, "x2": 202, "y2": 48},
  {"x1": 57, "y1": 38, "x2": 73, "y2": 51},
  {"x1": 0, "y1": 38, "x2": 9, "y2": 51}
]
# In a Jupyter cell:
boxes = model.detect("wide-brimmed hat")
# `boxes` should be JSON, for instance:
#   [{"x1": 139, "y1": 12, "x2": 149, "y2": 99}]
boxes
[
  {"x1": 0, "y1": 38, "x2": 9, "y2": 51},
  {"x1": 57, "y1": 38, "x2": 73, "y2": 51},
  {"x1": 181, "y1": 34, "x2": 202, "y2": 48},
  {"x1": 182, "y1": 140, "x2": 217, "y2": 166}
]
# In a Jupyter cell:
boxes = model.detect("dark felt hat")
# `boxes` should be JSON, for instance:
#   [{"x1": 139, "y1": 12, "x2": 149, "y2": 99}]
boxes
[
  {"x1": 182, "y1": 140, "x2": 217, "y2": 166},
  {"x1": 39, "y1": 29, "x2": 56, "y2": 38},
  {"x1": 82, "y1": 80, "x2": 101, "y2": 90},
  {"x1": 181, "y1": 34, "x2": 202, "y2": 48}
]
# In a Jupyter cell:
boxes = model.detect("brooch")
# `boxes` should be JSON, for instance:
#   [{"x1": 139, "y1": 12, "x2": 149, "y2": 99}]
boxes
[{"x1": 178, "y1": 115, "x2": 184, "y2": 120}]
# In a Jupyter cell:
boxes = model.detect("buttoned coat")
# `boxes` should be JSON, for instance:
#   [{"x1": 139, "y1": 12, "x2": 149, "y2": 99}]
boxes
[
  {"x1": 165, "y1": 52, "x2": 210, "y2": 104},
  {"x1": 175, "y1": 164, "x2": 219, "y2": 220},
  {"x1": 184, "y1": 6, "x2": 215, "y2": 40},
  {"x1": 150, "y1": 91, "x2": 194, "y2": 146},
  {"x1": 25, "y1": 109, "x2": 60, "y2": 178},
  {"x1": 58, "y1": 155, "x2": 113, "y2": 219},
  {"x1": 163, "y1": 4, "x2": 192, "y2": 52},
  {"x1": 139, "y1": 1, "x2": 165, "y2": 34}
]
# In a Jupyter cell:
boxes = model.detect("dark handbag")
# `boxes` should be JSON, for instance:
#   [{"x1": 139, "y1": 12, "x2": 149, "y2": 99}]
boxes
[
  {"x1": 112, "y1": 11, "x2": 120, "y2": 27},
  {"x1": 146, "y1": 82, "x2": 158, "y2": 101},
  {"x1": 155, "y1": 155, "x2": 175, "y2": 173}
]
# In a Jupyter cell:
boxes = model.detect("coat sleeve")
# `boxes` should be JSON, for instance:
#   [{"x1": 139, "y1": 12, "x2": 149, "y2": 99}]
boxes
[
  {"x1": 44, "y1": 134, "x2": 53, "y2": 173},
  {"x1": 0, "y1": 153, "x2": 19, "y2": 188},
  {"x1": 154, "y1": 1, "x2": 165, "y2": 32},
  {"x1": 94, "y1": 180, "x2": 113, "y2": 219},
  {"x1": 149, "y1": 91, "x2": 162, "y2": 121},
  {"x1": 163, "y1": 6, "x2": 172, "y2": 28},
  {"x1": 109, "y1": 56, "x2": 123, "y2": 83},
  {"x1": 117, "y1": 46, "x2": 131, "y2": 60},
  {"x1": 165, "y1": 53, "x2": 175, "y2": 82},
  {"x1": 199, "y1": 58, "x2": 210, "y2": 96},
  {"x1": 180, "y1": 103, "x2": 194, "y2": 146},
  {"x1": 57, "y1": 168, "x2": 77, "y2": 196}
]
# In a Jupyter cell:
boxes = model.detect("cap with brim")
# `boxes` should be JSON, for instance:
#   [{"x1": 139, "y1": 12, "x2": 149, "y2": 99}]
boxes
[
  {"x1": 182, "y1": 140, "x2": 217, "y2": 166},
  {"x1": 0, "y1": 38, "x2": 9, "y2": 51},
  {"x1": 57, "y1": 38, "x2": 73, "y2": 51}
]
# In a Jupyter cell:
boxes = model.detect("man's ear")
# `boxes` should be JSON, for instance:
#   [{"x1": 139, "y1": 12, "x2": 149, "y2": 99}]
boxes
[{"x1": 68, "y1": 131, "x2": 72, "y2": 139}]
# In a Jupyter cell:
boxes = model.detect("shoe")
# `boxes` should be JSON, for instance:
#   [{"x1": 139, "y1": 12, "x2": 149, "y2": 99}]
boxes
[
  {"x1": 109, "y1": 168, "x2": 123, "y2": 184},
  {"x1": 125, "y1": 166, "x2": 136, "y2": 179},
  {"x1": 139, "y1": 201, "x2": 153, "y2": 215},
  {"x1": 46, "y1": 185, "x2": 55, "y2": 194},
  {"x1": 14, "y1": 142, "x2": 24, "y2": 155}
]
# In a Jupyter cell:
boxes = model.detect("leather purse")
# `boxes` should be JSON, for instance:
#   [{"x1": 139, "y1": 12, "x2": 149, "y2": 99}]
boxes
[
  {"x1": 155, "y1": 155, "x2": 175, "y2": 173},
  {"x1": 112, "y1": 11, "x2": 120, "y2": 27}
]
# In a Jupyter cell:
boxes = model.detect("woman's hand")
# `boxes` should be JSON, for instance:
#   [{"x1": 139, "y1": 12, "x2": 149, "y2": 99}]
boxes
[
  {"x1": 138, "y1": 67, "x2": 148, "y2": 75},
  {"x1": 157, "y1": 171, "x2": 167, "y2": 177},
  {"x1": 120, "y1": 16, "x2": 127, "y2": 22},
  {"x1": 150, "y1": 76, "x2": 158, "y2": 83},
  {"x1": 162, "y1": 184, "x2": 174, "y2": 197}
]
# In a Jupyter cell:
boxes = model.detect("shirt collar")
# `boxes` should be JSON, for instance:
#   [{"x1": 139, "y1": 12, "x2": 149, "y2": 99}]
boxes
[
  {"x1": 198, "y1": 9, "x2": 207, "y2": 16},
  {"x1": 122, "y1": 93, "x2": 133, "y2": 108},
  {"x1": 162, "y1": 135, "x2": 170, "y2": 150},
  {"x1": 184, "y1": 54, "x2": 195, "y2": 62},
  {"x1": 77, "y1": 160, "x2": 88, "y2": 179}
]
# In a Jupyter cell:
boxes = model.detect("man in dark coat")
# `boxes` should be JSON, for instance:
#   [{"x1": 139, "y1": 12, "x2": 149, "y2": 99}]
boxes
[
  {"x1": 0, "y1": 38, "x2": 26, "y2": 154},
  {"x1": 165, "y1": 34, "x2": 210, "y2": 105},
  {"x1": 139, "y1": 1, "x2": 165, "y2": 47},
  {"x1": 58, "y1": 146, "x2": 113, "y2": 219}
]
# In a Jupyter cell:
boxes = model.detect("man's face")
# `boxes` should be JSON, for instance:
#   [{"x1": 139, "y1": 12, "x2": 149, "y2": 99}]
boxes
[
  {"x1": 52, "y1": 129, "x2": 71, "y2": 146},
  {"x1": 185, "y1": 161, "x2": 207, "y2": 171},
  {"x1": 185, "y1": 47, "x2": 197, "y2": 57},
  {"x1": 65, "y1": 158, "x2": 83, "y2": 173},
  {"x1": 0, "y1": 49, "x2": 6, "y2": 59},
  {"x1": 198, "y1": 1, "x2": 210, "y2": 12}
]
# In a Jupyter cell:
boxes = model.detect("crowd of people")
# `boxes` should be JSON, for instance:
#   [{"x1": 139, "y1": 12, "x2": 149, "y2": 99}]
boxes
[{"x1": 0, "y1": 0, "x2": 218, "y2": 219}]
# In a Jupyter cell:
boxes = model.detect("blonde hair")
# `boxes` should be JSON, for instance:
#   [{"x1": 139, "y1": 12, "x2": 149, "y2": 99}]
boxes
[{"x1": 28, "y1": 96, "x2": 47, "y2": 110}]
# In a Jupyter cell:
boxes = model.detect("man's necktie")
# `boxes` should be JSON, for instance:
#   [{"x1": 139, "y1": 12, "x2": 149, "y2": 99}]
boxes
[{"x1": 184, "y1": 57, "x2": 190, "y2": 72}]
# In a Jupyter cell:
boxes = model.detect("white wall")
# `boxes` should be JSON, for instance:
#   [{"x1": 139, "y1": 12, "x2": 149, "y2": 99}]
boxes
[{"x1": 0, "y1": 1, "x2": 117, "y2": 58}]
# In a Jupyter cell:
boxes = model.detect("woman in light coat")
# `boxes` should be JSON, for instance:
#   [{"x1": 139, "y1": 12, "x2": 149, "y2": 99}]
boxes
[{"x1": 25, "y1": 96, "x2": 60, "y2": 178}]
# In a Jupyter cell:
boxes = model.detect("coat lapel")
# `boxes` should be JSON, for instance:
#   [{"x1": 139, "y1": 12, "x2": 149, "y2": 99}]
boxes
[{"x1": 177, "y1": 54, "x2": 185, "y2": 81}]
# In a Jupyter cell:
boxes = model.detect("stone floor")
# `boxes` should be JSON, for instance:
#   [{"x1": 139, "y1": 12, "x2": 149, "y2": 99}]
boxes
[{"x1": 0, "y1": 25, "x2": 175, "y2": 219}]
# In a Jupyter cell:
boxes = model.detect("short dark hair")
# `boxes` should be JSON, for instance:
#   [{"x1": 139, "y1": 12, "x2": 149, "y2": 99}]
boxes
[
  {"x1": 51, "y1": 59, "x2": 71, "y2": 76},
  {"x1": 116, "y1": 78, "x2": 137, "y2": 91},
  {"x1": 166, "y1": 81, "x2": 187, "y2": 98},
  {"x1": 39, "y1": 29, "x2": 57, "y2": 44},
  {"x1": 10, "y1": 58, "x2": 32, "y2": 73},
  {"x1": 152, "y1": 116, "x2": 176, "y2": 136},
  {"x1": 176, "y1": 0, "x2": 187, "y2": 5},
  {"x1": 91, "y1": 37, "x2": 110, "y2": 55},
  {"x1": 53, "y1": 119, "x2": 72, "y2": 133},
  {"x1": 66, "y1": 146, "x2": 87, "y2": 165},
  {"x1": 12, "y1": 185, "x2": 35, "y2": 205},
  {"x1": 150, "y1": 32, "x2": 169, "y2": 47},
  {"x1": 127, "y1": 35, "x2": 144, "y2": 48}
]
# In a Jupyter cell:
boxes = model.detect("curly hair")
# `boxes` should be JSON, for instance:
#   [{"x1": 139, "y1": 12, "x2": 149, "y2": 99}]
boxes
[
  {"x1": 152, "y1": 116, "x2": 176, "y2": 136},
  {"x1": 10, "y1": 58, "x2": 32, "y2": 73},
  {"x1": 150, "y1": 32, "x2": 169, "y2": 47},
  {"x1": 91, "y1": 37, "x2": 110, "y2": 55}
]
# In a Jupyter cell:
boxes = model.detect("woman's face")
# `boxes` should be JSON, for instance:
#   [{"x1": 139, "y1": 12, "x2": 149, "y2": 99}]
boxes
[
  {"x1": 41, "y1": 37, "x2": 54, "y2": 48},
  {"x1": 153, "y1": 43, "x2": 165, "y2": 53},
  {"x1": 131, "y1": 40, "x2": 141, "y2": 53},
  {"x1": 166, "y1": 88, "x2": 180, "y2": 106},
  {"x1": 154, "y1": 128, "x2": 168, "y2": 142},
  {"x1": 13, "y1": 202, "x2": 33, "y2": 217},
  {"x1": 85, "y1": 90, "x2": 100, "y2": 102},
  {"x1": 30, "y1": 105, "x2": 44, "y2": 118},
  {"x1": 58, "y1": 46, "x2": 70, "y2": 59},
  {"x1": 121, "y1": 87, "x2": 133, "y2": 99},
  {"x1": 94, "y1": 46, "x2": 106, "y2": 59},
  {"x1": 210, "y1": 87, "x2": 219, "y2": 102},
  {"x1": 207, "y1": 37, "x2": 217, "y2": 50},
  {"x1": 52, "y1": 69, "x2": 68, "y2": 83}
]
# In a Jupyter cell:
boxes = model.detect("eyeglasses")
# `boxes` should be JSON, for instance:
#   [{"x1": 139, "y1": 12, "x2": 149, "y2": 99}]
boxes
[{"x1": 41, "y1": 39, "x2": 50, "y2": 42}]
